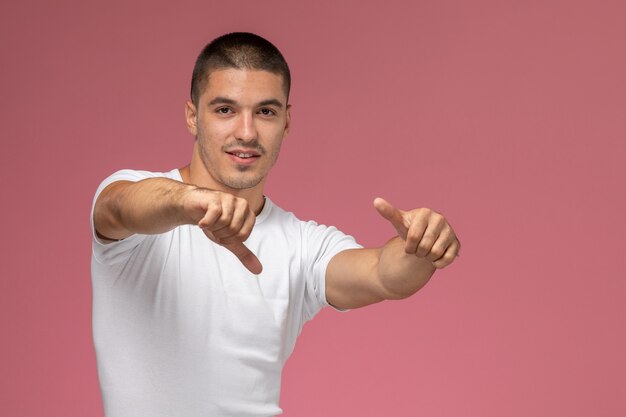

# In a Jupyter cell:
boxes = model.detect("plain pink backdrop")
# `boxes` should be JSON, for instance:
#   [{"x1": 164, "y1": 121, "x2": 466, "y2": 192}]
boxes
[{"x1": 1, "y1": 0, "x2": 625, "y2": 416}]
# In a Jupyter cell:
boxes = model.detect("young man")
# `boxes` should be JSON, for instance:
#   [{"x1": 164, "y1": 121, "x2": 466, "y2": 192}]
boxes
[{"x1": 91, "y1": 32, "x2": 460, "y2": 417}]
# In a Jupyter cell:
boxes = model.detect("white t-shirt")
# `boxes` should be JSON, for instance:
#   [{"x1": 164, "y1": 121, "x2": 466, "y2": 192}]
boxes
[{"x1": 90, "y1": 169, "x2": 362, "y2": 417}]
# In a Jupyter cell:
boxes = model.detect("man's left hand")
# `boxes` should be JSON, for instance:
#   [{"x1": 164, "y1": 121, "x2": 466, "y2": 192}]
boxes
[{"x1": 374, "y1": 197, "x2": 461, "y2": 269}]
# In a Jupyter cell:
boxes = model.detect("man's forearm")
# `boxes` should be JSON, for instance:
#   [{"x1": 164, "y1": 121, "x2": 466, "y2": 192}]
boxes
[
  {"x1": 325, "y1": 238, "x2": 438, "y2": 310},
  {"x1": 95, "y1": 178, "x2": 195, "y2": 240}
]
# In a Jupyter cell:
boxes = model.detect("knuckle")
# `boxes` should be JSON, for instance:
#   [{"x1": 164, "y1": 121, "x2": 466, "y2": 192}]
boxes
[
  {"x1": 237, "y1": 229, "x2": 249, "y2": 241},
  {"x1": 406, "y1": 229, "x2": 420, "y2": 242},
  {"x1": 241, "y1": 202, "x2": 252, "y2": 215},
  {"x1": 430, "y1": 247, "x2": 445, "y2": 259},
  {"x1": 418, "y1": 238, "x2": 434, "y2": 251},
  {"x1": 222, "y1": 210, "x2": 234, "y2": 222},
  {"x1": 207, "y1": 204, "x2": 222, "y2": 217}
]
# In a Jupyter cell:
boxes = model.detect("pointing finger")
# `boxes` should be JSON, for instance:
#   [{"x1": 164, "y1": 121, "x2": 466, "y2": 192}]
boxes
[{"x1": 373, "y1": 197, "x2": 408, "y2": 238}]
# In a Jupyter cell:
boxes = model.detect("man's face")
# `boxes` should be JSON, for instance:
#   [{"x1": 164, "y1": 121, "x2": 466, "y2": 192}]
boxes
[{"x1": 185, "y1": 68, "x2": 290, "y2": 192}]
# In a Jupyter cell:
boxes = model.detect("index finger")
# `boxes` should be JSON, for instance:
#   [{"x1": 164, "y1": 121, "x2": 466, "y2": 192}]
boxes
[{"x1": 373, "y1": 197, "x2": 408, "y2": 239}]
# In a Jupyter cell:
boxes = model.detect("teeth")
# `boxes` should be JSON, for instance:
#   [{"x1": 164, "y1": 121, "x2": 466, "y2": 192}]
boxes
[{"x1": 236, "y1": 153, "x2": 253, "y2": 158}]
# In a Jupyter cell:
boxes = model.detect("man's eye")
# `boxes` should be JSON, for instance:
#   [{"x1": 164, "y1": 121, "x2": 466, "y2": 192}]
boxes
[
  {"x1": 259, "y1": 108, "x2": 275, "y2": 116},
  {"x1": 216, "y1": 107, "x2": 232, "y2": 114}
]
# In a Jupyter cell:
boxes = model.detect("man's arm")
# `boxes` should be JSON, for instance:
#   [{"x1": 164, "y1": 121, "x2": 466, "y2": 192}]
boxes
[
  {"x1": 325, "y1": 198, "x2": 460, "y2": 310},
  {"x1": 93, "y1": 178, "x2": 262, "y2": 273}
]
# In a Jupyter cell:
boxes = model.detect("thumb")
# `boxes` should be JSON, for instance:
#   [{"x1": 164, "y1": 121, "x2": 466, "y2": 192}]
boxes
[
  {"x1": 373, "y1": 197, "x2": 408, "y2": 239},
  {"x1": 223, "y1": 242, "x2": 263, "y2": 275}
]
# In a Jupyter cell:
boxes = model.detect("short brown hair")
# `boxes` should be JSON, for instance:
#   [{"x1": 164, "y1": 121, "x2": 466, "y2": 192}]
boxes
[{"x1": 190, "y1": 32, "x2": 291, "y2": 105}]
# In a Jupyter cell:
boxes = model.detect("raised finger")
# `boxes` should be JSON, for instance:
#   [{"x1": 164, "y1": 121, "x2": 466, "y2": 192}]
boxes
[{"x1": 373, "y1": 197, "x2": 409, "y2": 239}]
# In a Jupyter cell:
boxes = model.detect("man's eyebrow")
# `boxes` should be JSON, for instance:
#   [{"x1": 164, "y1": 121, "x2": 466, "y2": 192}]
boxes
[
  {"x1": 207, "y1": 97, "x2": 285, "y2": 109},
  {"x1": 257, "y1": 99, "x2": 284, "y2": 109},
  {"x1": 208, "y1": 97, "x2": 237, "y2": 106}
]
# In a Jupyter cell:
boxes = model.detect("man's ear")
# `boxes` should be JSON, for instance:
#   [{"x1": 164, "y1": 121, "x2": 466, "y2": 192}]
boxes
[
  {"x1": 283, "y1": 104, "x2": 292, "y2": 138},
  {"x1": 185, "y1": 101, "x2": 198, "y2": 136}
]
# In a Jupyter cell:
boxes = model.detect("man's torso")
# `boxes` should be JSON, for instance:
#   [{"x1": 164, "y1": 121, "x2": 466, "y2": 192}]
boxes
[{"x1": 90, "y1": 168, "x2": 360, "y2": 416}]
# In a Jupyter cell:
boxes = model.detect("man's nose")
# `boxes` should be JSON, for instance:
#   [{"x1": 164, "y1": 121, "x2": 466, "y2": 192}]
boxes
[{"x1": 234, "y1": 111, "x2": 257, "y2": 142}]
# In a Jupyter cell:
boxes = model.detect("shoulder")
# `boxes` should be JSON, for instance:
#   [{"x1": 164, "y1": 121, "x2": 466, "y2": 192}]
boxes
[
  {"x1": 98, "y1": 168, "x2": 180, "y2": 186},
  {"x1": 93, "y1": 168, "x2": 181, "y2": 197},
  {"x1": 259, "y1": 198, "x2": 314, "y2": 233},
  {"x1": 263, "y1": 198, "x2": 361, "y2": 248}
]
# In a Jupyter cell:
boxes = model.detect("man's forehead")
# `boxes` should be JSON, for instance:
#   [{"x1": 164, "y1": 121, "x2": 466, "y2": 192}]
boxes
[{"x1": 202, "y1": 68, "x2": 287, "y2": 104}]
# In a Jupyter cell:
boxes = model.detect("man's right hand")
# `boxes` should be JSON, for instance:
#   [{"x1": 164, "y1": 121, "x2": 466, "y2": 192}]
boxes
[
  {"x1": 184, "y1": 189, "x2": 263, "y2": 275},
  {"x1": 94, "y1": 178, "x2": 263, "y2": 275}
]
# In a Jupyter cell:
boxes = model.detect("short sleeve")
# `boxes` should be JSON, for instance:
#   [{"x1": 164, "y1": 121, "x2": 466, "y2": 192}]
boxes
[
  {"x1": 301, "y1": 221, "x2": 362, "y2": 321},
  {"x1": 90, "y1": 169, "x2": 156, "y2": 265}
]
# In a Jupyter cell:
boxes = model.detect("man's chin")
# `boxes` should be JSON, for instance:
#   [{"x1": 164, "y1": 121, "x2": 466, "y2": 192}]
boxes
[
  {"x1": 235, "y1": 164, "x2": 254, "y2": 173},
  {"x1": 221, "y1": 174, "x2": 264, "y2": 191}
]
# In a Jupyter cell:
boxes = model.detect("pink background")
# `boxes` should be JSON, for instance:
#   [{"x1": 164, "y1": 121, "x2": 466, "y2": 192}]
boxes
[{"x1": 1, "y1": 0, "x2": 625, "y2": 416}]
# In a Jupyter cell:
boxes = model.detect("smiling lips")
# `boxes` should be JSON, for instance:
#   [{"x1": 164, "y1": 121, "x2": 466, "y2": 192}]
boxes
[
  {"x1": 231, "y1": 152, "x2": 256, "y2": 158},
  {"x1": 226, "y1": 149, "x2": 261, "y2": 164}
]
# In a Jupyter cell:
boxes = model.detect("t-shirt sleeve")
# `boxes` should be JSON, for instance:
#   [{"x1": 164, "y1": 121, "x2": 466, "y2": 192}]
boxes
[
  {"x1": 90, "y1": 169, "x2": 155, "y2": 265},
  {"x1": 301, "y1": 221, "x2": 362, "y2": 321}
]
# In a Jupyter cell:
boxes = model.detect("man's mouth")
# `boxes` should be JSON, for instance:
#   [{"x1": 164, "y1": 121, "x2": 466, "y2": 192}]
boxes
[
  {"x1": 225, "y1": 149, "x2": 261, "y2": 164},
  {"x1": 228, "y1": 152, "x2": 256, "y2": 159}
]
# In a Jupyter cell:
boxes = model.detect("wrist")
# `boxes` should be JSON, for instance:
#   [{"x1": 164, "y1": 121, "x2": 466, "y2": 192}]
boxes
[{"x1": 179, "y1": 185, "x2": 216, "y2": 226}]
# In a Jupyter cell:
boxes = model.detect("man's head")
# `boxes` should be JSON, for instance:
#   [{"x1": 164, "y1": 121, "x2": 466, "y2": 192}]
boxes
[
  {"x1": 190, "y1": 32, "x2": 291, "y2": 107},
  {"x1": 184, "y1": 33, "x2": 292, "y2": 195}
]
